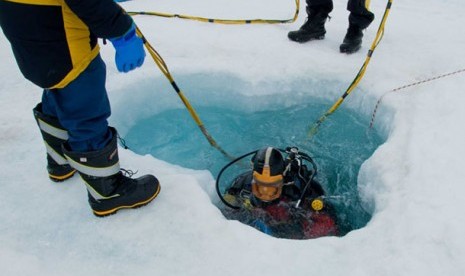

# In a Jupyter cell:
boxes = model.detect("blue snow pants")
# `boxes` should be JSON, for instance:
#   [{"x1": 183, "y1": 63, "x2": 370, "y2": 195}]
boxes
[{"x1": 41, "y1": 55, "x2": 113, "y2": 152}]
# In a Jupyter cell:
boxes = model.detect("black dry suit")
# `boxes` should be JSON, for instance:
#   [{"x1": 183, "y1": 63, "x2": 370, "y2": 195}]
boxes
[
  {"x1": 222, "y1": 157, "x2": 337, "y2": 239},
  {"x1": 226, "y1": 159, "x2": 325, "y2": 208},
  {"x1": 0, "y1": 0, "x2": 132, "y2": 89}
]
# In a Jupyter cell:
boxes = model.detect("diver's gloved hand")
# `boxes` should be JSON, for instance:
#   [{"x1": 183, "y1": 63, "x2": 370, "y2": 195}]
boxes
[{"x1": 109, "y1": 23, "x2": 145, "y2": 73}]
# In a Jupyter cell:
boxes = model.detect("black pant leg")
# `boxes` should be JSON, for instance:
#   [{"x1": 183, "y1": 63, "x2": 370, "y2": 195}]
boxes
[
  {"x1": 347, "y1": 0, "x2": 374, "y2": 29},
  {"x1": 306, "y1": 0, "x2": 333, "y2": 14}
]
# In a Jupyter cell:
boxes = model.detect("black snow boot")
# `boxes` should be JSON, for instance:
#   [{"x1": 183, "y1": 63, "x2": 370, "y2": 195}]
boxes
[
  {"x1": 62, "y1": 127, "x2": 160, "y2": 217},
  {"x1": 340, "y1": 24, "x2": 364, "y2": 54},
  {"x1": 288, "y1": 9, "x2": 329, "y2": 43},
  {"x1": 33, "y1": 103, "x2": 76, "y2": 182}
]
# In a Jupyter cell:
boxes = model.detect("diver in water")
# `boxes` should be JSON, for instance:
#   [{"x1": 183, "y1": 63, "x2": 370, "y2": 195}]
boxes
[{"x1": 218, "y1": 146, "x2": 338, "y2": 239}]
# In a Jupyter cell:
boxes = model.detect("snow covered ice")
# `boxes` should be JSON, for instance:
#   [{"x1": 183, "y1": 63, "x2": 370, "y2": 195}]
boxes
[{"x1": 1, "y1": 0, "x2": 465, "y2": 275}]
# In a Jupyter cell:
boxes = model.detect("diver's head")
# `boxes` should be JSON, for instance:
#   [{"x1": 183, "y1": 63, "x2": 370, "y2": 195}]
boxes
[{"x1": 251, "y1": 147, "x2": 285, "y2": 202}]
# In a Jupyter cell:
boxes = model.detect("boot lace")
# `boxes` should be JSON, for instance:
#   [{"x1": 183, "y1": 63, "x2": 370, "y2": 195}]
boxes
[
  {"x1": 120, "y1": 168, "x2": 138, "y2": 178},
  {"x1": 117, "y1": 133, "x2": 130, "y2": 149}
]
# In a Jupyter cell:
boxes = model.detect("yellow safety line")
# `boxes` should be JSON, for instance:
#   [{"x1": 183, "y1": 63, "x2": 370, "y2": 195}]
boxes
[
  {"x1": 135, "y1": 27, "x2": 235, "y2": 160},
  {"x1": 307, "y1": 0, "x2": 393, "y2": 138},
  {"x1": 128, "y1": 0, "x2": 299, "y2": 25}
]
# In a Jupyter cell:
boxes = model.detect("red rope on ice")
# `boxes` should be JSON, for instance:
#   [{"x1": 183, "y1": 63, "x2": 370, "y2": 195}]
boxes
[{"x1": 369, "y1": 68, "x2": 465, "y2": 128}]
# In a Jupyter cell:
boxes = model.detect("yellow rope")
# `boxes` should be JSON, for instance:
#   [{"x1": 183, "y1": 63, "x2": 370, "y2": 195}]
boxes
[
  {"x1": 135, "y1": 27, "x2": 235, "y2": 159},
  {"x1": 124, "y1": 0, "x2": 299, "y2": 159},
  {"x1": 307, "y1": 0, "x2": 393, "y2": 138},
  {"x1": 128, "y1": 0, "x2": 299, "y2": 25}
]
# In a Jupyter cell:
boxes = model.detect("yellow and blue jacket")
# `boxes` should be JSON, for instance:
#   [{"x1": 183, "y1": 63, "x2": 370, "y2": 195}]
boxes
[{"x1": 0, "y1": 0, "x2": 132, "y2": 89}]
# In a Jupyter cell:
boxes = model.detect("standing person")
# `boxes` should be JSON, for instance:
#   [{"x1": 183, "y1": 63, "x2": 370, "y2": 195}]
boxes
[
  {"x1": 0, "y1": 0, "x2": 160, "y2": 217},
  {"x1": 288, "y1": 0, "x2": 375, "y2": 54}
]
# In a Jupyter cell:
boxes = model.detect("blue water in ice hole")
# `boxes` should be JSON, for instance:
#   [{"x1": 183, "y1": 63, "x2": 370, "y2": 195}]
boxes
[{"x1": 123, "y1": 74, "x2": 385, "y2": 236}]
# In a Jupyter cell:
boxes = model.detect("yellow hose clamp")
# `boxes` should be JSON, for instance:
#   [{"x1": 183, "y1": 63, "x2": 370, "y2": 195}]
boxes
[{"x1": 311, "y1": 198, "x2": 324, "y2": 211}]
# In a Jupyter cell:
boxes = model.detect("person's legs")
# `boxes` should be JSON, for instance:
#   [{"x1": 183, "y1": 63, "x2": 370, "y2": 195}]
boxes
[
  {"x1": 347, "y1": 0, "x2": 374, "y2": 30},
  {"x1": 36, "y1": 55, "x2": 111, "y2": 181},
  {"x1": 340, "y1": 0, "x2": 375, "y2": 53},
  {"x1": 41, "y1": 55, "x2": 112, "y2": 152},
  {"x1": 40, "y1": 55, "x2": 160, "y2": 216},
  {"x1": 288, "y1": 0, "x2": 333, "y2": 43},
  {"x1": 307, "y1": 0, "x2": 333, "y2": 14}
]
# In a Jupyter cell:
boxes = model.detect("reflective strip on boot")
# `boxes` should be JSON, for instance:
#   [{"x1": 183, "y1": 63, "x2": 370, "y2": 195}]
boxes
[
  {"x1": 45, "y1": 141, "x2": 68, "y2": 165},
  {"x1": 49, "y1": 169, "x2": 76, "y2": 182},
  {"x1": 37, "y1": 118, "x2": 69, "y2": 140},
  {"x1": 82, "y1": 177, "x2": 120, "y2": 201},
  {"x1": 65, "y1": 155, "x2": 121, "y2": 177}
]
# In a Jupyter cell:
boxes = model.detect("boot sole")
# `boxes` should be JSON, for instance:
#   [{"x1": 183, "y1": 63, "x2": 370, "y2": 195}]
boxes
[
  {"x1": 92, "y1": 183, "x2": 161, "y2": 217},
  {"x1": 340, "y1": 45, "x2": 361, "y2": 54},
  {"x1": 49, "y1": 169, "x2": 77, "y2": 182},
  {"x1": 289, "y1": 35, "x2": 325, "y2": 43}
]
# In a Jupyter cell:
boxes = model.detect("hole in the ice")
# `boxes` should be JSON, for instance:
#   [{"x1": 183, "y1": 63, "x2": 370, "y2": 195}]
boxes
[{"x1": 117, "y1": 73, "x2": 386, "y2": 239}]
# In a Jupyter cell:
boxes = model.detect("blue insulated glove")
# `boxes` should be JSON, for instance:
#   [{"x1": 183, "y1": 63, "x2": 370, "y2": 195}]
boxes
[{"x1": 109, "y1": 24, "x2": 145, "y2": 73}]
